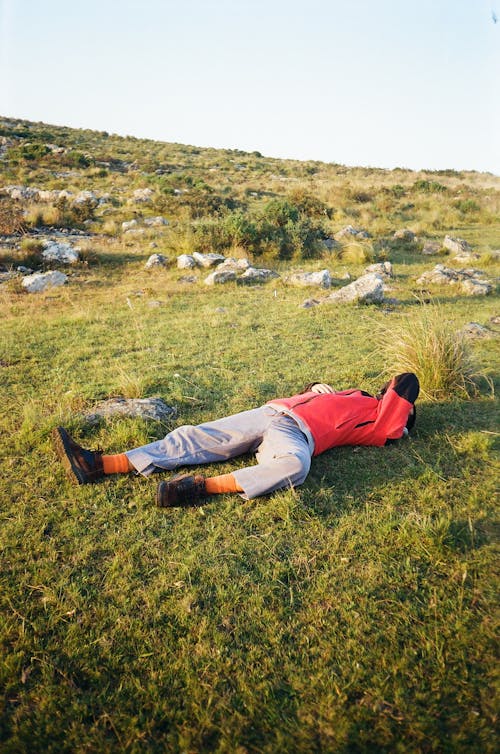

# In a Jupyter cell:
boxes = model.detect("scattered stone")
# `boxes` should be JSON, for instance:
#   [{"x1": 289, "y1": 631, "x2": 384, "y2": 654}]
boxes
[
  {"x1": 150, "y1": 242, "x2": 158, "y2": 249},
  {"x1": 148, "y1": 300, "x2": 164, "y2": 308},
  {"x1": 0, "y1": 271, "x2": 18, "y2": 284},
  {"x1": 133, "y1": 188, "x2": 154, "y2": 203},
  {"x1": 84, "y1": 397, "x2": 177, "y2": 425},
  {"x1": 334, "y1": 225, "x2": 370, "y2": 241},
  {"x1": 72, "y1": 190, "x2": 98, "y2": 207},
  {"x1": 365, "y1": 261, "x2": 393, "y2": 278},
  {"x1": 393, "y1": 229, "x2": 416, "y2": 241},
  {"x1": 143, "y1": 216, "x2": 168, "y2": 227},
  {"x1": 285, "y1": 269, "x2": 331, "y2": 288},
  {"x1": 192, "y1": 251, "x2": 226, "y2": 268},
  {"x1": 416, "y1": 264, "x2": 492, "y2": 296},
  {"x1": 177, "y1": 254, "x2": 197, "y2": 269},
  {"x1": 321, "y1": 273, "x2": 385, "y2": 305},
  {"x1": 322, "y1": 237, "x2": 339, "y2": 251},
  {"x1": 145, "y1": 253, "x2": 169, "y2": 269},
  {"x1": 443, "y1": 235, "x2": 472, "y2": 256},
  {"x1": 178, "y1": 275, "x2": 198, "y2": 283},
  {"x1": 237, "y1": 267, "x2": 280, "y2": 284},
  {"x1": 460, "y1": 322, "x2": 491, "y2": 339},
  {"x1": 216, "y1": 257, "x2": 251, "y2": 271},
  {"x1": 42, "y1": 240, "x2": 79, "y2": 264},
  {"x1": 204, "y1": 269, "x2": 237, "y2": 285},
  {"x1": 122, "y1": 219, "x2": 138, "y2": 231},
  {"x1": 21, "y1": 270, "x2": 68, "y2": 293},
  {"x1": 300, "y1": 298, "x2": 321, "y2": 309},
  {"x1": 422, "y1": 241, "x2": 441, "y2": 255},
  {"x1": 17, "y1": 266, "x2": 33, "y2": 274}
]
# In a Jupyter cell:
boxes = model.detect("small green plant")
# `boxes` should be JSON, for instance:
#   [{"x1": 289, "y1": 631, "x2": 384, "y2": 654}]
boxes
[{"x1": 374, "y1": 301, "x2": 486, "y2": 401}]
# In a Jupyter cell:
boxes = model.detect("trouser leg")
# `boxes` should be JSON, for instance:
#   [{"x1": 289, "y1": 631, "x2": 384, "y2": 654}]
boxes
[
  {"x1": 125, "y1": 406, "x2": 277, "y2": 476},
  {"x1": 232, "y1": 414, "x2": 312, "y2": 500}
]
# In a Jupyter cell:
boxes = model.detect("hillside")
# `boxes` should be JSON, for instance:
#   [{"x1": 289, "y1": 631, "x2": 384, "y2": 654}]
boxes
[{"x1": 0, "y1": 116, "x2": 499, "y2": 753}]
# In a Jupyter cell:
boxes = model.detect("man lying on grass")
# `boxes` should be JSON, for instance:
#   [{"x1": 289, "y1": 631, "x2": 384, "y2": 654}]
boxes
[{"x1": 53, "y1": 373, "x2": 419, "y2": 508}]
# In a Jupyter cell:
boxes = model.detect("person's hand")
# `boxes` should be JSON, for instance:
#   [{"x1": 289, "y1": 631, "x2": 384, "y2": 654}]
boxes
[{"x1": 311, "y1": 383, "x2": 336, "y2": 394}]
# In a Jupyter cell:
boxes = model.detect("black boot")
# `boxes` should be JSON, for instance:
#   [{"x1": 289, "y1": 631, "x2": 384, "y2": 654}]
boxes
[
  {"x1": 52, "y1": 427, "x2": 104, "y2": 484},
  {"x1": 156, "y1": 475, "x2": 207, "y2": 507}
]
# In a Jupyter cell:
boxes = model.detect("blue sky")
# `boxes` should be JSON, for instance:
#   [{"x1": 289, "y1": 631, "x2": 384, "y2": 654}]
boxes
[{"x1": 1, "y1": 0, "x2": 499, "y2": 173}]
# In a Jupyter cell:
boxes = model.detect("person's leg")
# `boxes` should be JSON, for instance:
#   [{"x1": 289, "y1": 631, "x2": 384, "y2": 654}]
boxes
[{"x1": 157, "y1": 414, "x2": 311, "y2": 506}]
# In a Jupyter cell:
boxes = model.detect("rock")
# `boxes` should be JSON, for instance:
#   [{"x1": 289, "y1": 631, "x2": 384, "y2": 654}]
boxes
[
  {"x1": 72, "y1": 190, "x2": 98, "y2": 207},
  {"x1": 322, "y1": 273, "x2": 385, "y2": 305},
  {"x1": 365, "y1": 261, "x2": 393, "y2": 278},
  {"x1": 143, "y1": 216, "x2": 169, "y2": 227},
  {"x1": 393, "y1": 229, "x2": 416, "y2": 241},
  {"x1": 334, "y1": 225, "x2": 370, "y2": 241},
  {"x1": 443, "y1": 235, "x2": 472, "y2": 255},
  {"x1": 204, "y1": 269, "x2": 237, "y2": 285},
  {"x1": 422, "y1": 241, "x2": 441, "y2": 255},
  {"x1": 216, "y1": 257, "x2": 251, "y2": 271},
  {"x1": 237, "y1": 267, "x2": 280, "y2": 284},
  {"x1": 460, "y1": 278, "x2": 492, "y2": 296},
  {"x1": 133, "y1": 188, "x2": 154, "y2": 203},
  {"x1": 84, "y1": 397, "x2": 177, "y2": 424},
  {"x1": 454, "y1": 251, "x2": 481, "y2": 263},
  {"x1": 192, "y1": 252, "x2": 226, "y2": 268},
  {"x1": 490, "y1": 315, "x2": 500, "y2": 325},
  {"x1": 178, "y1": 275, "x2": 198, "y2": 283},
  {"x1": 145, "y1": 254, "x2": 169, "y2": 269},
  {"x1": 42, "y1": 241, "x2": 79, "y2": 264},
  {"x1": 300, "y1": 298, "x2": 321, "y2": 309},
  {"x1": 416, "y1": 264, "x2": 492, "y2": 296},
  {"x1": 285, "y1": 269, "x2": 331, "y2": 288},
  {"x1": 0, "y1": 271, "x2": 18, "y2": 283},
  {"x1": 2, "y1": 185, "x2": 39, "y2": 200},
  {"x1": 122, "y1": 219, "x2": 138, "y2": 231},
  {"x1": 21, "y1": 270, "x2": 68, "y2": 293},
  {"x1": 460, "y1": 322, "x2": 491, "y2": 339},
  {"x1": 177, "y1": 254, "x2": 197, "y2": 269},
  {"x1": 322, "y1": 237, "x2": 339, "y2": 251}
]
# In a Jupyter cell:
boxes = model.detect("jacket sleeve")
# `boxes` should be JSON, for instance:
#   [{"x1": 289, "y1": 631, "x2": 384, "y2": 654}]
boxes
[{"x1": 372, "y1": 373, "x2": 419, "y2": 443}]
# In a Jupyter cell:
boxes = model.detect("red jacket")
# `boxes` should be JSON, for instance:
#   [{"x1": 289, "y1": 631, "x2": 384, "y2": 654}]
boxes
[{"x1": 269, "y1": 373, "x2": 419, "y2": 456}]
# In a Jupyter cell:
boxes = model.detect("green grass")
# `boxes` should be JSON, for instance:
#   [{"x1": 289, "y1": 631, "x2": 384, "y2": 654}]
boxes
[{"x1": 0, "y1": 117, "x2": 499, "y2": 752}]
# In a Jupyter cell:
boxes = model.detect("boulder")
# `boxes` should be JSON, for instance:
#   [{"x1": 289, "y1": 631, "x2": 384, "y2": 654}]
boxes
[
  {"x1": 322, "y1": 273, "x2": 385, "y2": 305},
  {"x1": 216, "y1": 257, "x2": 251, "y2": 271},
  {"x1": 393, "y1": 229, "x2": 416, "y2": 241},
  {"x1": 422, "y1": 241, "x2": 441, "y2": 255},
  {"x1": 237, "y1": 267, "x2": 280, "y2": 284},
  {"x1": 365, "y1": 261, "x2": 393, "y2": 278},
  {"x1": 193, "y1": 252, "x2": 226, "y2": 268},
  {"x1": 460, "y1": 322, "x2": 491, "y2": 339},
  {"x1": 133, "y1": 188, "x2": 154, "y2": 203},
  {"x1": 42, "y1": 241, "x2": 79, "y2": 264},
  {"x1": 177, "y1": 254, "x2": 196, "y2": 269},
  {"x1": 144, "y1": 216, "x2": 169, "y2": 227},
  {"x1": 443, "y1": 235, "x2": 472, "y2": 255},
  {"x1": 460, "y1": 278, "x2": 492, "y2": 296},
  {"x1": 122, "y1": 219, "x2": 138, "y2": 231},
  {"x1": 84, "y1": 397, "x2": 177, "y2": 425},
  {"x1": 334, "y1": 225, "x2": 370, "y2": 241},
  {"x1": 21, "y1": 271, "x2": 68, "y2": 293},
  {"x1": 204, "y1": 269, "x2": 237, "y2": 285},
  {"x1": 285, "y1": 269, "x2": 331, "y2": 288},
  {"x1": 416, "y1": 264, "x2": 492, "y2": 296},
  {"x1": 72, "y1": 190, "x2": 98, "y2": 207},
  {"x1": 145, "y1": 254, "x2": 169, "y2": 269}
]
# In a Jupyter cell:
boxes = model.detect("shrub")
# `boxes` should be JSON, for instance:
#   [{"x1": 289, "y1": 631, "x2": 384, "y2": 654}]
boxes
[
  {"x1": 374, "y1": 301, "x2": 485, "y2": 401},
  {"x1": 0, "y1": 198, "x2": 26, "y2": 233}
]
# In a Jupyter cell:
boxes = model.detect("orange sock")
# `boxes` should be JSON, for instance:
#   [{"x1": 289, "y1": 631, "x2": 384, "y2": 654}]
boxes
[
  {"x1": 102, "y1": 453, "x2": 133, "y2": 475},
  {"x1": 205, "y1": 473, "x2": 243, "y2": 495}
]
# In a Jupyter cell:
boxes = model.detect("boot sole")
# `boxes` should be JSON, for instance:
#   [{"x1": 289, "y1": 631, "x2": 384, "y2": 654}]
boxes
[{"x1": 52, "y1": 427, "x2": 87, "y2": 485}]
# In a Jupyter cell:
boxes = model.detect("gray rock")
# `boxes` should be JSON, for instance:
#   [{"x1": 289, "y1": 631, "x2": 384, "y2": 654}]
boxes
[
  {"x1": 394, "y1": 229, "x2": 416, "y2": 241},
  {"x1": 193, "y1": 252, "x2": 226, "y2": 268},
  {"x1": 144, "y1": 216, "x2": 169, "y2": 227},
  {"x1": 365, "y1": 261, "x2": 393, "y2": 278},
  {"x1": 21, "y1": 270, "x2": 68, "y2": 292},
  {"x1": 237, "y1": 267, "x2": 280, "y2": 284},
  {"x1": 133, "y1": 188, "x2": 154, "y2": 203},
  {"x1": 300, "y1": 298, "x2": 321, "y2": 309},
  {"x1": 416, "y1": 264, "x2": 492, "y2": 296},
  {"x1": 122, "y1": 219, "x2": 138, "y2": 231},
  {"x1": 285, "y1": 269, "x2": 331, "y2": 288},
  {"x1": 460, "y1": 322, "x2": 491, "y2": 339},
  {"x1": 42, "y1": 241, "x2": 79, "y2": 264},
  {"x1": 334, "y1": 225, "x2": 370, "y2": 241},
  {"x1": 322, "y1": 273, "x2": 385, "y2": 305},
  {"x1": 216, "y1": 257, "x2": 251, "y2": 271},
  {"x1": 322, "y1": 237, "x2": 339, "y2": 251},
  {"x1": 177, "y1": 254, "x2": 196, "y2": 269},
  {"x1": 72, "y1": 190, "x2": 98, "y2": 207},
  {"x1": 443, "y1": 235, "x2": 473, "y2": 255},
  {"x1": 460, "y1": 278, "x2": 492, "y2": 296},
  {"x1": 422, "y1": 241, "x2": 441, "y2": 255},
  {"x1": 145, "y1": 253, "x2": 169, "y2": 269},
  {"x1": 178, "y1": 275, "x2": 198, "y2": 283},
  {"x1": 84, "y1": 397, "x2": 177, "y2": 424},
  {"x1": 204, "y1": 269, "x2": 237, "y2": 285}
]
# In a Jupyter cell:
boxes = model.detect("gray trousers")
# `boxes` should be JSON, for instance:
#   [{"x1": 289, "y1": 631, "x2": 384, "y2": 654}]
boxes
[{"x1": 126, "y1": 406, "x2": 312, "y2": 499}]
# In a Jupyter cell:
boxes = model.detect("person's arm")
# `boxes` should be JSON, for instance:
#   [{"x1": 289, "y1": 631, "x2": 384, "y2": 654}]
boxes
[
  {"x1": 373, "y1": 373, "x2": 419, "y2": 443},
  {"x1": 301, "y1": 382, "x2": 336, "y2": 394}
]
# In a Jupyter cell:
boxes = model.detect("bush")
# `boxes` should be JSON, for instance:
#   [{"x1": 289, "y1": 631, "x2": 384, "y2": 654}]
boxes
[
  {"x1": 374, "y1": 301, "x2": 485, "y2": 401},
  {"x1": 0, "y1": 198, "x2": 26, "y2": 233}
]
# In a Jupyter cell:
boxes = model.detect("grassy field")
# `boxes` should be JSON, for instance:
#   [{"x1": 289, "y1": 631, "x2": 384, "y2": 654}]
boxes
[{"x1": 0, "y1": 118, "x2": 499, "y2": 752}]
